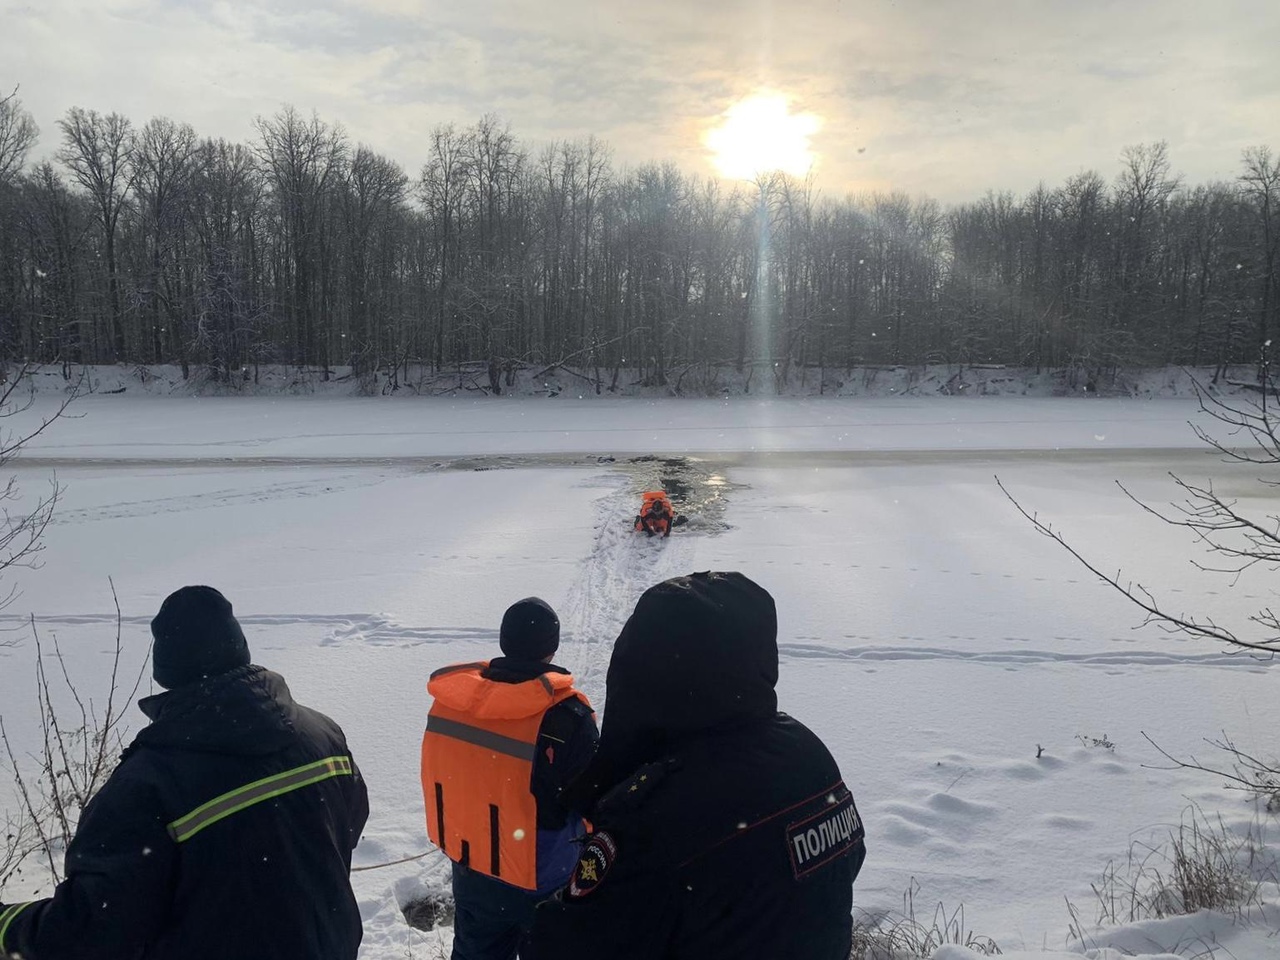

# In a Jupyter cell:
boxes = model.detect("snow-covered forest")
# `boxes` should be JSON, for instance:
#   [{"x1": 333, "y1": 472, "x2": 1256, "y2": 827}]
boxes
[{"x1": 1, "y1": 91, "x2": 1278, "y2": 389}]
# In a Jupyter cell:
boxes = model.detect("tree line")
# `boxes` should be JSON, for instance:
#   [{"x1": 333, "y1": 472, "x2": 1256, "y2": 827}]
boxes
[{"x1": 0, "y1": 89, "x2": 1277, "y2": 392}]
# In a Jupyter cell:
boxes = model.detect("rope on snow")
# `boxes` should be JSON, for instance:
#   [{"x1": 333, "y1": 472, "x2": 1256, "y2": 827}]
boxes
[{"x1": 351, "y1": 850, "x2": 432, "y2": 872}]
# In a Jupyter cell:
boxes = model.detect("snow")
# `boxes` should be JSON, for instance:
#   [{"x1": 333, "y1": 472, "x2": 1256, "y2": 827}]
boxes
[
  {"x1": 12, "y1": 392, "x2": 1212, "y2": 460},
  {"x1": 1, "y1": 391, "x2": 1278, "y2": 959}
]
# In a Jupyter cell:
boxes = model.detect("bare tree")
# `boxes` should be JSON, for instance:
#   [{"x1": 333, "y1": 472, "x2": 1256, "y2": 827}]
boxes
[
  {"x1": 190, "y1": 138, "x2": 264, "y2": 379},
  {"x1": 21, "y1": 162, "x2": 95, "y2": 364},
  {"x1": 341, "y1": 145, "x2": 407, "y2": 376},
  {"x1": 254, "y1": 106, "x2": 347, "y2": 369},
  {"x1": 131, "y1": 117, "x2": 201, "y2": 363},
  {"x1": 420, "y1": 123, "x2": 469, "y2": 372},
  {"x1": 0, "y1": 90, "x2": 40, "y2": 361},
  {"x1": 1240, "y1": 147, "x2": 1280, "y2": 366},
  {"x1": 0, "y1": 88, "x2": 38, "y2": 187},
  {"x1": 57, "y1": 108, "x2": 136, "y2": 361}
]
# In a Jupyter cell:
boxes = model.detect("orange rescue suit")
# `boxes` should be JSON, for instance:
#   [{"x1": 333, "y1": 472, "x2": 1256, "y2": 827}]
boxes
[
  {"x1": 421, "y1": 661, "x2": 592, "y2": 891},
  {"x1": 636, "y1": 491, "x2": 674, "y2": 534}
]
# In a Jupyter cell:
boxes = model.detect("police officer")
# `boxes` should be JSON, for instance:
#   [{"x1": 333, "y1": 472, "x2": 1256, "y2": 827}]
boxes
[
  {"x1": 0, "y1": 586, "x2": 369, "y2": 960},
  {"x1": 526, "y1": 572, "x2": 866, "y2": 960},
  {"x1": 421, "y1": 597, "x2": 598, "y2": 960}
]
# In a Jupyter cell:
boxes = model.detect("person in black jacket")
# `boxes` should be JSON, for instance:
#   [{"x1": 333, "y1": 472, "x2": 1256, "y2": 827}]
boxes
[
  {"x1": 525, "y1": 571, "x2": 865, "y2": 960},
  {"x1": 0, "y1": 585, "x2": 370, "y2": 960}
]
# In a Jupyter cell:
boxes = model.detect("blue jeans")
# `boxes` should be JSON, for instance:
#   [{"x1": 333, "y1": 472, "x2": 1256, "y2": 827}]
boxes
[{"x1": 451, "y1": 864, "x2": 549, "y2": 960}]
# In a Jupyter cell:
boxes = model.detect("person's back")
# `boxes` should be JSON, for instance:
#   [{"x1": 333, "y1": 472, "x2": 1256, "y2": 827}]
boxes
[
  {"x1": 421, "y1": 597, "x2": 598, "y2": 960},
  {"x1": 124, "y1": 665, "x2": 367, "y2": 958},
  {"x1": 0, "y1": 586, "x2": 369, "y2": 960},
  {"x1": 527, "y1": 572, "x2": 864, "y2": 960},
  {"x1": 624, "y1": 714, "x2": 858, "y2": 959}
]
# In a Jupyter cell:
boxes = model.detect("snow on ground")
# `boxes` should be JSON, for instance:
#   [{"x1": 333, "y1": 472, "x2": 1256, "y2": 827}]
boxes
[
  {"x1": 2, "y1": 392, "x2": 1278, "y2": 958},
  {"x1": 12, "y1": 392, "x2": 1213, "y2": 460}
]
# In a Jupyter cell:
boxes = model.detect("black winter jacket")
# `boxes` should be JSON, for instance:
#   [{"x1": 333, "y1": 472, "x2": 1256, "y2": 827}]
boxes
[
  {"x1": 0, "y1": 665, "x2": 369, "y2": 960},
  {"x1": 527, "y1": 572, "x2": 865, "y2": 960}
]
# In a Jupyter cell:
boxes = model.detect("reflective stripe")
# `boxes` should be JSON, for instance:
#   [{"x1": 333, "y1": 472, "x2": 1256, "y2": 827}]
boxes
[
  {"x1": 489, "y1": 803, "x2": 501, "y2": 876},
  {"x1": 425, "y1": 715, "x2": 537, "y2": 761},
  {"x1": 429, "y1": 661, "x2": 488, "y2": 681},
  {"x1": 0, "y1": 902, "x2": 33, "y2": 954},
  {"x1": 167, "y1": 756, "x2": 353, "y2": 843},
  {"x1": 434, "y1": 782, "x2": 446, "y2": 855}
]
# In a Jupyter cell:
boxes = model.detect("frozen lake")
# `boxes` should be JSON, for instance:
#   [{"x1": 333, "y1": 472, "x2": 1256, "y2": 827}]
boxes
[{"x1": 2, "y1": 394, "x2": 1275, "y2": 957}]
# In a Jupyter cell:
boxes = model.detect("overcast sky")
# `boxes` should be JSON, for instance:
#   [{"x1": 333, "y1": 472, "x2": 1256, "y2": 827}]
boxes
[{"x1": 3, "y1": 0, "x2": 1278, "y2": 203}]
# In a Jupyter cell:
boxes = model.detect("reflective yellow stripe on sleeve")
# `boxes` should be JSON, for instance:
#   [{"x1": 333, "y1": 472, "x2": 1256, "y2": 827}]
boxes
[
  {"x1": 0, "y1": 901, "x2": 34, "y2": 955},
  {"x1": 167, "y1": 755, "x2": 354, "y2": 843}
]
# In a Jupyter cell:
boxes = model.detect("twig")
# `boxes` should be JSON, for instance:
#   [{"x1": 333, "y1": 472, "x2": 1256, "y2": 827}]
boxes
[{"x1": 995, "y1": 476, "x2": 1280, "y2": 654}]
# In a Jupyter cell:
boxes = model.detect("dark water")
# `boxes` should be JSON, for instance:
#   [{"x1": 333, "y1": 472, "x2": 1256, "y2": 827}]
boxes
[
  {"x1": 401, "y1": 892, "x2": 455, "y2": 931},
  {"x1": 620, "y1": 455, "x2": 740, "y2": 535}
]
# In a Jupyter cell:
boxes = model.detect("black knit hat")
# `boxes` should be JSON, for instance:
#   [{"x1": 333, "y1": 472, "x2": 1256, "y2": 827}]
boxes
[
  {"x1": 499, "y1": 597, "x2": 560, "y2": 660},
  {"x1": 150, "y1": 586, "x2": 251, "y2": 689}
]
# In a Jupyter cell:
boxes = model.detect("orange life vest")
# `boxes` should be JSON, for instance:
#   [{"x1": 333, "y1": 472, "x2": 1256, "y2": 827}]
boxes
[
  {"x1": 637, "y1": 491, "x2": 674, "y2": 532},
  {"x1": 640, "y1": 491, "x2": 672, "y2": 513},
  {"x1": 420, "y1": 661, "x2": 592, "y2": 891}
]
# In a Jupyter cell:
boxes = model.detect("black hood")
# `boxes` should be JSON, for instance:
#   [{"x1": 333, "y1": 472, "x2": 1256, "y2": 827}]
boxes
[
  {"x1": 565, "y1": 571, "x2": 778, "y2": 808},
  {"x1": 131, "y1": 665, "x2": 301, "y2": 757}
]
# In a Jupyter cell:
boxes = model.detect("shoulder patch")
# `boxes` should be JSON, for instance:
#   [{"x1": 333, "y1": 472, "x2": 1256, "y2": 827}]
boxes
[
  {"x1": 786, "y1": 784, "x2": 864, "y2": 879},
  {"x1": 566, "y1": 830, "x2": 617, "y2": 899},
  {"x1": 596, "y1": 759, "x2": 674, "y2": 815},
  {"x1": 539, "y1": 697, "x2": 593, "y2": 744}
]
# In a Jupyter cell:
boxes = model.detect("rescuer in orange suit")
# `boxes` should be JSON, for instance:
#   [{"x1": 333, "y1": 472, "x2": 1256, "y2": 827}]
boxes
[
  {"x1": 635, "y1": 491, "x2": 675, "y2": 537},
  {"x1": 421, "y1": 598, "x2": 598, "y2": 960}
]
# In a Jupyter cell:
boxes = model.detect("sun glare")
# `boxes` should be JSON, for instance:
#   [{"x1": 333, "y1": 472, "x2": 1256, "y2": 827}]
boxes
[{"x1": 705, "y1": 94, "x2": 821, "y2": 181}]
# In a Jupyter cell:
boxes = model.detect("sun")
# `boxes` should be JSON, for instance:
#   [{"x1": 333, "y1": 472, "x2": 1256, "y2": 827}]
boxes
[{"x1": 705, "y1": 93, "x2": 822, "y2": 181}]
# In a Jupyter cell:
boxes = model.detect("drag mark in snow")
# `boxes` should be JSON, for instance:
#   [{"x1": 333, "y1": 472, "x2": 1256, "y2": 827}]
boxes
[
  {"x1": 51, "y1": 474, "x2": 390, "y2": 524},
  {"x1": 0, "y1": 614, "x2": 488, "y2": 649},
  {"x1": 777, "y1": 641, "x2": 1278, "y2": 670},
  {"x1": 557, "y1": 473, "x2": 697, "y2": 702}
]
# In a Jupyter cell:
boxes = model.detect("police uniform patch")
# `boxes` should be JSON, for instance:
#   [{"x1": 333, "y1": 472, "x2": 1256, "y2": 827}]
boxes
[
  {"x1": 596, "y1": 759, "x2": 675, "y2": 815},
  {"x1": 567, "y1": 831, "x2": 617, "y2": 899},
  {"x1": 785, "y1": 784, "x2": 863, "y2": 879}
]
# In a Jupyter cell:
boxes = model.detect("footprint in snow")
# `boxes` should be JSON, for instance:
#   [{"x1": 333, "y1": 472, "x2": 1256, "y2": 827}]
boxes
[
  {"x1": 1039, "y1": 813, "x2": 1091, "y2": 831},
  {"x1": 926, "y1": 793, "x2": 999, "y2": 818},
  {"x1": 879, "y1": 814, "x2": 932, "y2": 846}
]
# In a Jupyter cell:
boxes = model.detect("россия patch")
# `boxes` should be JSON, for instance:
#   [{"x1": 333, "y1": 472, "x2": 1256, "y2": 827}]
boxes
[{"x1": 567, "y1": 831, "x2": 617, "y2": 898}]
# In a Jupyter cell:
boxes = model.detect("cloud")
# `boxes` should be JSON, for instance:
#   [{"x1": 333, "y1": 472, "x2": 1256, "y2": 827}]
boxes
[{"x1": 1, "y1": 0, "x2": 1276, "y2": 202}]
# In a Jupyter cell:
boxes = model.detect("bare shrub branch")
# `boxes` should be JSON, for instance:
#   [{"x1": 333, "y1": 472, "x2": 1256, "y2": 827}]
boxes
[
  {"x1": 995, "y1": 475, "x2": 1280, "y2": 654},
  {"x1": 0, "y1": 365, "x2": 84, "y2": 615},
  {"x1": 1142, "y1": 732, "x2": 1280, "y2": 812},
  {"x1": 0, "y1": 581, "x2": 145, "y2": 887}
]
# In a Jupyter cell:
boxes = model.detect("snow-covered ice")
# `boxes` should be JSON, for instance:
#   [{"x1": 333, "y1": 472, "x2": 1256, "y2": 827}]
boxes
[{"x1": 2, "y1": 393, "x2": 1277, "y2": 958}]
